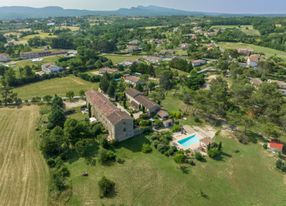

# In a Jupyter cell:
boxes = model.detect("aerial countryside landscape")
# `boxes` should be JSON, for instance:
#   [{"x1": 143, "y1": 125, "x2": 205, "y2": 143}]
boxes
[{"x1": 0, "y1": 0, "x2": 286, "y2": 205}]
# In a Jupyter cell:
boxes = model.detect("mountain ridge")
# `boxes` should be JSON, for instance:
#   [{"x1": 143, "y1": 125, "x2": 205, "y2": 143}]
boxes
[{"x1": 0, "y1": 5, "x2": 285, "y2": 19}]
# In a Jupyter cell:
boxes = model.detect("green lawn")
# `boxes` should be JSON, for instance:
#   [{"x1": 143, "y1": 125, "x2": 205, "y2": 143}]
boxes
[
  {"x1": 66, "y1": 134, "x2": 286, "y2": 206},
  {"x1": 103, "y1": 54, "x2": 142, "y2": 64},
  {"x1": 10, "y1": 55, "x2": 64, "y2": 69},
  {"x1": 218, "y1": 42, "x2": 286, "y2": 60},
  {"x1": 18, "y1": 32, "x2": 57, "y2": 44},
  {"x1": 161, "y1": 90, "x2": 188, "y2": 113},
  {"x1": 14, "y1": 76, "x2": 98, "y2": 100},
  {"x1": 211, "y1": 25, "x2": 260, "y2": 36}
]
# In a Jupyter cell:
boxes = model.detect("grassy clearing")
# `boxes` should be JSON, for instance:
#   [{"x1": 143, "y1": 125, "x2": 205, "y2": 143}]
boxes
[
  {"x1": 14, "y1": 76, "x2": 98, "y2": 100},
  {"x1": 211, "y1": 25, "x2": 260, "y2": 36},
  {"x1": 18, "y1": 32, "x2": 57, "y2": 44},
  {"x1": 0, "y1": 106, "x2": 49, "y2": 206},
  {"x1": 103, "y1": 54, "x2": 142, "y2": 64},
  {"x1": 66, "y1": 133, "x2": 286, "y2": 206},
  {"x1": 57, "y1": 26, "x2": 80, "y2": 31},
  {"x1": 10, "y1": 55, "x2": 64, "y2": 69},
  {"x1": 218, "y1": 42, "x2": 286, "y2": 60},
  {"x1": 161, "y1": 90, "x2": 187, "y2": 113}
]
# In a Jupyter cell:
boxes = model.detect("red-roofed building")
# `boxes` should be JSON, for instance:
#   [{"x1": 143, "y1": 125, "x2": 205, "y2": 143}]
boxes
[
  {"x1": 85, "y1": 90, "x2": 134, "y2": 142},
  {"x1": 268, "y1": 140, "x2": 284, "y2": 153}
]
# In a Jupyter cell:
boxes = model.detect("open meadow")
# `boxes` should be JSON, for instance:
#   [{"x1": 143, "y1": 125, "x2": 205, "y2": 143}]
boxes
[
  {"x1": 67, "y1": 134, "x2": 286, "y2": 206},
  {"x1": 14, "y1": 76, "x2": 98, "y2": 100},
  {"x1": 211, "y1": 25, "x2": 260, "y2": 36},
  {"x1": 218, "y1": 42, "x2": 286, "y2": 60},
  {"x1": 17, "y1": 32, "x2": 57, "y2": 44},
  {"x1": 9, "y1": 55, "x2": 64, "y2": 69},
  {"x1": 0, "y1": 106, "x2": 49, "y2": 206},
  {"x1": 102, "y1": 54, "x2": 142, "y2": 64}
]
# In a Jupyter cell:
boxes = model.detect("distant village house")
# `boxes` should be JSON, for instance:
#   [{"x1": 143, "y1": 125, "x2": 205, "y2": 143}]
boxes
[{"x1": 41, "y1": 63, "x2": 63, "y2": 74}]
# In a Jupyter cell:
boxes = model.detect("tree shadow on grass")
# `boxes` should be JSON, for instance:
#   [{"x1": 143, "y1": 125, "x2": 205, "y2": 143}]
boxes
[
  {"x1": 102, "y1": 188, "x2": 118, "y2": 199},
  {"x1": 63, "y1": 141, "x2": 99, "y2": 164},
  {"x1": 246, "y1": 130, "x2": 264, "y2": 143},
  {"x1": 212, "y1": 152, "x2": 232, "y2": 161},
  {"x1": 116, "y1": 135, "x2": 149, "y2": 153}
]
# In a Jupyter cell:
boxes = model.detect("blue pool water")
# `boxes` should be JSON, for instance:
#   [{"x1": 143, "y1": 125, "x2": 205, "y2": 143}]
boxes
[{"x1": 178, "y1": 134, "x2": 200, "y2": 148}]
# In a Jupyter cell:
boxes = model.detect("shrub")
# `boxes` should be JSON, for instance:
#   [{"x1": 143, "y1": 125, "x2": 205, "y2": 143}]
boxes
[
  {"x1": 98, "y1": 176, "x2": 115, "y2": 198},
  {"x1": 276, "y1": 159, "x2": 286, "y2": 172},
  {"x1": 152, "y1": 140, "x2": 160, "y2": 148},
  {"x1": 172, "y1": 124, "x2": 181, "y2": 133},
  {"x1": 98, "y1": 148, "x2": 116, "y2": 165},
  {"x1": 142, "y1": 143, "x2": 152, "y2": 153},
  {"x1": 165, "y1": 146, "x2": 177, "y2": 156},
  {"x1": 195, "y1": 152, "x2": 205, "y2": 161},
  {"x1": 157, "y1": 143, "x2": 170, "y2": 154},
  {"x1": 174, "y1": 152, "x2": 187, "y2": 164},
  {"x1": 207, "y1": 142, "x2": 223, "y2": 158}
]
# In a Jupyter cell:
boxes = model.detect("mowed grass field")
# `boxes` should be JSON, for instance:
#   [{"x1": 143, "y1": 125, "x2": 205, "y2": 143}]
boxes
[
  {"x1": 9, "y1": 55, "x2": 64, "y2": 69},
  {"x1": 14, "y1": 76, "x2": 98, "y2": 100},
  {"x1": 18, "y1": 32, "x2": 57, "y2": 44},
  {"x1": 211, "y1": 25, "x2": 260, "y2": 36},
  {"x1": 67, "y1": 135, "x2": 286, "y2": 206},
  {"x1": 0, "y1": 106, "x2": 49, "y2": 206},
  {"x1": 103, "y1": 54, "x2": 142, "y2": 64},
  {"x1": 218, "y1": 42, "x2": 286, "y2": 60}
]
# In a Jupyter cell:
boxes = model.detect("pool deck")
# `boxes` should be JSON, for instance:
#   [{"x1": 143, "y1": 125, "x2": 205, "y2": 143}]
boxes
[{"x1": 172, "y1": 125, "x2": 216, "y2": 151}]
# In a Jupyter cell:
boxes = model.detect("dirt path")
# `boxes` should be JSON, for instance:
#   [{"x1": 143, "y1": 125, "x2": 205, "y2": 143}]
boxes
[{"x1": 0, "y1": 106, "x2": 49, "y2": 206}]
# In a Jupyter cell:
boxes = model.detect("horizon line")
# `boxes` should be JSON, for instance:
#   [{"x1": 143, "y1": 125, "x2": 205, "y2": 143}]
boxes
[{"x1": 0, "y1": 4, "x2": 286, "y2": 15}]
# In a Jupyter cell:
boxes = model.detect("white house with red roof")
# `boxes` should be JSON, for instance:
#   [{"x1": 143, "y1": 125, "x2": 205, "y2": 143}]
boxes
[{"x1": 268, "y1": 140, "x2": 284, "y2": 153}]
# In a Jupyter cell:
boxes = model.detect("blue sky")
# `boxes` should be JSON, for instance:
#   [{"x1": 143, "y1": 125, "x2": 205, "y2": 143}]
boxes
[{"x1": 1, "y1": 0, "x2": 286, "y2": 14}]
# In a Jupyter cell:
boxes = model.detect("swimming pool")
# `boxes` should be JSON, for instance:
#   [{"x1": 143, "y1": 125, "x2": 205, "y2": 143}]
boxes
[{"x1": 177, "y1": 134, "x2": 200, "y2": 148}]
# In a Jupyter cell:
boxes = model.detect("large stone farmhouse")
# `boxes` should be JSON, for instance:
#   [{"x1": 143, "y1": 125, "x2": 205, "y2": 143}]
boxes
[
  {"x1": 86, "y1": 90, "x2": 134, "y2": 142},
  {"x1": 125, "y1": 88, "x2": 160, "y2": 115}
]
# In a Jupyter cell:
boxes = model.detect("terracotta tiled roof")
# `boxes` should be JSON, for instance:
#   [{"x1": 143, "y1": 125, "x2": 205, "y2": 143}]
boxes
[
  {"x1": 157, "y1": 110, "x2": 169, "y2": 118},
  {"x1": 126, "y1": 88, "x2": 160, "y2": 111},
  {"x1": 134, "y1": 95, "x2": 159, "y2": 110},
  {"x1": 85, "y1": 90, "x2": 132, "y2": 124},
  {"x1": 126, "y1": 88, "x2": 142, "y2": 98},
  {"x1": 248, "y1": 54, "x2": 260, "y2": 63},
  {"x1": 269, "y1": 141, "x2": 284, "y2": 151},
  {"x1": 124, "y1": 75, "x2": 140, "y2": 83},
  {"x1": 99, "y1": 67, "x2": 118, "y2": 74}
]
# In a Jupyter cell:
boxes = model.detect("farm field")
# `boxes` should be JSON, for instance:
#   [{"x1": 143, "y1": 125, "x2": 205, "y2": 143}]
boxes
[
  {"x1": 211, "y1": 25, "x2": 260, "y2": 36},
  {"x1": 18, "y1": 32, "x2": 57, "y2": 44},
  {"x1": 9, "y1": 54, "x2": 64, "y2": 69},
  {"x1": 102, "y1": 54, "x2": 142, "y2": 64},
  {"x1": 67, "y1": 134, "x2": 286, "y2": 206},
  {"x1": 14, "y1": 76, "x2": 98, "y2": 100},
  {"x1": 218, "y1": 42, "x2": 286, "y2": 60},
  {"x1": 57, "y1": 26, "x2": 80, "y2": 31},
  {"x1": 0, "y1": 106, "x2": 49, "y2": 206}
]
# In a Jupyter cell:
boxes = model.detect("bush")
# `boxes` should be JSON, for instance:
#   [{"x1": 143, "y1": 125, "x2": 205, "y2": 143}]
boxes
[
  {"x1": 174, "y1": 152, "x2": 187, "y2": 164},
  {"x1": 207, "y1": 142, "x2": 222, "y2": 158},
  {"x1": 157, "y1": 143, "x2": 169, "y2": 154},
  {"x1": 276, "y1": 159, "x2": 286, "y2": 172},
  {"x1": 98, "y1": 176, "x2": 115, "y2": 198},
  {"x1": 98, "y1": 148, "x2": 116, "y2": 165},
  {"x1": 195, "y1": 152, "x2": 205, "y2": 161},
  {"x1": 142, "y1": 143, "x2": 152, "y2": 153},
  {"x1": 165, "y1": 146, "x2": 177, "y2": 156},
  {"x1": 152, "y1": 140, "x2": 160, "y2": 148},
  {"x1": 172, "y1": 124, "x2": 181, "y2": 133}
]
